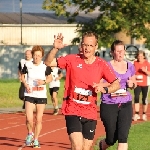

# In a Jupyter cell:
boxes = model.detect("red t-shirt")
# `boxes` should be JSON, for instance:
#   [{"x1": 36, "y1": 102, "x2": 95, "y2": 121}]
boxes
[
  {"x1": 134, "y1": 60, "x2": 150, "y2": 86},
  {"x1": 57, "y1": 54, "x2": 117, "y2": 120}
]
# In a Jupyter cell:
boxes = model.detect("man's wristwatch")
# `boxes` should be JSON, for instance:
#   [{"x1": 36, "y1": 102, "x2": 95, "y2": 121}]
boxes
[{"x1": 103, "y1": 87, "x2": 108, "y2": 94}]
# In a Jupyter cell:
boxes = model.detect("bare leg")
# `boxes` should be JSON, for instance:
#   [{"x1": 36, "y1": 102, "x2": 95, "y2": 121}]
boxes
[
  {"x1": 117, "y1": 143, "x2": 128, "y2": 150},
  {"x1": 83, "y1": 138, "x2": 93, "y2": 150},
  {"x1": 69, "y1": 132, "x2": 83, "y2": 150},
  {"x1": 52, "y1": 92, "x2": 58, "y2": 109},
  {"x1": 25, "y1": 101, "x2": 35, "y2": 133},
  {"x1": 34, "y1": 104, "x2": 45, "y2": 139}
]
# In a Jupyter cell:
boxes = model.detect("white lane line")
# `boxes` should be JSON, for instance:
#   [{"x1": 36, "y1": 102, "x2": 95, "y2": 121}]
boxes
[
  {"x1": 39, "y1": 127, "x2": 66, "y2": 137},
  {"x1": 17, "y1": 143, "x2": 26, "y2": 150},
  {"x1": 0, "y1": 118, "x2": 63, "y2": 131},
  {"x1": 0, "y1": 116, "x2": 25, "y2": 121},
  {"x1": 17, "y1": 127, "x2": 66, "y2": 150}
]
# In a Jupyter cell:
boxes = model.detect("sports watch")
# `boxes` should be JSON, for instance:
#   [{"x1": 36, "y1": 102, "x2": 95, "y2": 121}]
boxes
[{"x1": 103, "y1": 87, "x2": 108, "y2": 94}]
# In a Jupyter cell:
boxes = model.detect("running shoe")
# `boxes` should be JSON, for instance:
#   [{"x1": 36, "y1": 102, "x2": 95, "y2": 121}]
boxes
[
  {"x1": 53, "y1": 108, "x2": 59, "y2": 115},
  {"x1": 142, "y1": 114, "x2": 147, "y2": 121},
  {"x1": 132, "y1": 114, "x2": 140, "y2": 121},
  {"x1": 25, "y1": 132, "x2": 34, "y2": 146},
  {"x1": 33, "y1": 140, "x2": 40, "y2": 148}
]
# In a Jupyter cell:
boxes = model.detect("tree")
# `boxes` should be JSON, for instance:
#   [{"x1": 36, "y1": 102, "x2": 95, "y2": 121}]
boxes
[{"x1": 42, "y1": 0, "x2": 150, "y2": 49}]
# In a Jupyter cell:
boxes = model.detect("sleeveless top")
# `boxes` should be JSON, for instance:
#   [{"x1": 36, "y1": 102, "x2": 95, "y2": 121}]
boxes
[{"x1": 101, "y1": 61, "x2": 135, "y2": 104}]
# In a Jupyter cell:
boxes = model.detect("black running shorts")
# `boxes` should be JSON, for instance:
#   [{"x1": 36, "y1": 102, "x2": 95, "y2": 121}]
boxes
[
  {"x1": 25, "y1": 96, "x2": 47, "y2": 104},
  {"x1": 49, "y1": 87, "x2": 59, "y2": 96},
  {"x1": 65, "y1": 115, "x2": 97, "y2": 140}
]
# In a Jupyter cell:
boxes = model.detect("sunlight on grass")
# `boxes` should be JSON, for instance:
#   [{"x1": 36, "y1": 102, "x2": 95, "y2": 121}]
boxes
[{"x1": 94, "y1": 121, "x2": 150, "y2": 150}]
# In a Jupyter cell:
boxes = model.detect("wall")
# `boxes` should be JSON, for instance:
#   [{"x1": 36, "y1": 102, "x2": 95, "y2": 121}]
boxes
[
  {"x1": 0, "y1": 44, "x2": 150, "y2": 79},
  {"x1": 0, "y1": 45, "x2": 79, "y2": 78}
]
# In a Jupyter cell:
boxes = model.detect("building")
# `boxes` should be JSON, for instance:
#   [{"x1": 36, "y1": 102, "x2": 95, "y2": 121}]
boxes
[{"x1": 0, "y1": 12, "x2": 149, "y2": 78}]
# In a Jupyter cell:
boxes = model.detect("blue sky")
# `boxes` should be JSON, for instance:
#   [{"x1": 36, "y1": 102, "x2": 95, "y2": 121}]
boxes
[{"x1": 0, "y1": 0, "x2": 52, "y2": 13}]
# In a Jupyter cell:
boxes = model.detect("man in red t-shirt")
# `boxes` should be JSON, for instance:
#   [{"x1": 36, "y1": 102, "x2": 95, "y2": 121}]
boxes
[{"x1": 44, "y1": 32, "x2": 120, "y2": 150}]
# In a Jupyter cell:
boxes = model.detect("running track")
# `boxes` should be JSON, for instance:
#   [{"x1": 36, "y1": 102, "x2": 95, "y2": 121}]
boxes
[{"x1": 0, "y1": 105, "x2": 149, "y2": 150}]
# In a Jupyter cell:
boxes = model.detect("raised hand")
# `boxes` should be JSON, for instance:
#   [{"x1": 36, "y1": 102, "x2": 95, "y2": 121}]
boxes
[{"x1": 53, "y1": 33, "x2": 67, "y2": 50}]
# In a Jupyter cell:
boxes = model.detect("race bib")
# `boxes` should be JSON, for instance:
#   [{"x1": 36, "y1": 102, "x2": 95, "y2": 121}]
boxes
[
  {"x1": 73, "y1": 87, "x2": 93, "y2": 104},
  {"x1": 111, "y1": 89, "x2": 127, "y2": 97},
  {"x1": 136, "y1": 75, "x2": 143, "y2": 82}
]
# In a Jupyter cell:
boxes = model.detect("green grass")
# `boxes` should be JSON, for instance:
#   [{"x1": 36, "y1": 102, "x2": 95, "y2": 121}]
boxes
[
  {"x1": 0, "y1": 78, "x2": 65, "y2": 108},
  {"x1": 0, "y1": 79, "x2": 150, "y2": 108},
  {"x1": 94, "y1": 121, "x2": 150, "y2": 150}
]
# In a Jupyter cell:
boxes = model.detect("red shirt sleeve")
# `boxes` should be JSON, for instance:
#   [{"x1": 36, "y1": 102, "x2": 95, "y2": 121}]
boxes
[
  {"x1": 57, "y1": 55, "x2": 70, "y2": 69},
  {"x1": 57, "y1": 54, "x2": 75, "y2": 69},
  {"x1": 102, "y1": 61, "x2": 117, "y2": 83}
]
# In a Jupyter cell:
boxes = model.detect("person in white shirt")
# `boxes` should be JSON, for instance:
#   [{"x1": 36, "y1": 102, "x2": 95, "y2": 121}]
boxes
[
  {"x1": 49, "y1": 67, "x2": 63, "y2": 115},
  {"x1": 18, "y1": 50, "x2": 32, "y2": 109},
  {"x1": 21, "y1": 45, "x2": 52, "y2": 148}
]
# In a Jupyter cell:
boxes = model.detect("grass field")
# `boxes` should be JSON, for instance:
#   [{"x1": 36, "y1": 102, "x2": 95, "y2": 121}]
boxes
[
  {"x1": 0, "y1": 78, "x2": 102, "y2": 108},
  {"x1": 94, "y1": 121, "x2": 150, "y2": 150},
  {"x1": 0, "y1": 79, "x2": 150, "y2": 108},
  {"x1": 0, "y1": 79, "x2": 65, "y2": 108}
]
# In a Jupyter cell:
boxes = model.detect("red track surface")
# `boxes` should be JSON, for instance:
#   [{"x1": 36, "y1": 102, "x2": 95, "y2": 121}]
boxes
[{"x1": 0, "y1": 105, "x2": 149, "y2": 150}]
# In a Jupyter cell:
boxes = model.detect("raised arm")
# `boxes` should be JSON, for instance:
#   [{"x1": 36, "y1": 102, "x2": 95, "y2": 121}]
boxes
[{"x1": 44, "y1": 33, "x2": 66, "y2": 66}]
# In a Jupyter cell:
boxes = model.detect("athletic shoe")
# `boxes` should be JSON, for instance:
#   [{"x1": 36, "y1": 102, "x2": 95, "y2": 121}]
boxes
[
  {"x1": 53, "y1": 109, "x2": 59, "y2": 115},
  {"x1": 142, "y1": 114, "x2": 147, "y2": 121},
  {"x1": 33, "y1": 140, "x2": 40, "y2": 148},
  {"x1": 132, "y1": 114, "x2": 140, "y2": 121},
  {"x1": 25, "y1": 132, "x2": 34, "y2": 146}
]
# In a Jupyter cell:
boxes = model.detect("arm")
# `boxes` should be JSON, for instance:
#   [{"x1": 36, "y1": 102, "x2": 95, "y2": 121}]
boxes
[
  {"x1": 107, "y1": 79, "x2": 120, "y2": 93},
  {"x1": 44, "y1": 49, "x2": 58, "y2": 67},
  {"x1": 56, "y1": 69, "x2": 63, "y2": 81},
  {"x1": 44, "y1": 33, "x2": 66, "y2": 66},
  {"x1": 94, "y1": 79, "x2": 120, "y2": 93},
  {"x1": 127, "y1": 63, "x2": 137, "y2": 89},
  {"x1": 127, "y1": 75, "x2": 137, "y2": 89},
  {"x1": 93, "y1": 61, "x2": 120, "y2": 93},
  {"x1": 18, "y1": 62, "x2": 22, "y2": 82},
  {"x1": 36, "y1": 66, "x2": 53, "y2": 85},
  {"x1": 141, "y1": 66, "x2": 150, "y2": 75}
]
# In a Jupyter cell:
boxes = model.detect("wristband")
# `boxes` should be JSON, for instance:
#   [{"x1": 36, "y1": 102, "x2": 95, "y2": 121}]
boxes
[{"x1": 103, "y1": 87, "x2": 108, "y2": 94}]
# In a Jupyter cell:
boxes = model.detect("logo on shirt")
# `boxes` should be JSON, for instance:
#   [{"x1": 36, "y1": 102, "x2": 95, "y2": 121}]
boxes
[{"x1": 77, "y1": 64, "x2": 82, "y2": 68}]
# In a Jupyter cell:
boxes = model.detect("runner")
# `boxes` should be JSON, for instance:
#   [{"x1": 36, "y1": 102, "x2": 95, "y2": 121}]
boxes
[
  {"x1": 99, "y1": 40, "x2": 137, "y2": 150},
  {"x1": 21, "y1": 45, "x2": 52, "y2": 148},
  {"x1": 18, "y1": 50, "x2": 32, "y2": 110},
  {"x1": 44, "y1": 31, "x2": 120, "y2": 150},
  {"x1": 49, "y1": 67, "x2": 63, "y2": 115},
  {"x1": 133, "y1": 50, "x2": 150, "y2": 121}
]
